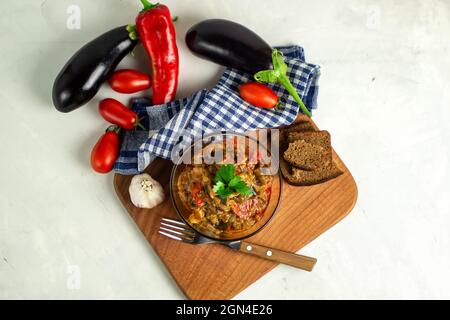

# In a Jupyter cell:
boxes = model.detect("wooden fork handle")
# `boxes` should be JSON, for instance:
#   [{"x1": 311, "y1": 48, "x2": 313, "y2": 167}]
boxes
[{"x1": 239, "y1": 241, "x2": 317, "y2": 272}]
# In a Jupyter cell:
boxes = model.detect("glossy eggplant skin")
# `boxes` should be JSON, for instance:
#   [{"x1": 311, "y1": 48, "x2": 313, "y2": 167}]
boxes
[
  {"x1": 185, "y1": 19, "x2": 273, "y2": 75},
  {"x1": 52, "y1": 26, "x2": 137, "y2": 113}
]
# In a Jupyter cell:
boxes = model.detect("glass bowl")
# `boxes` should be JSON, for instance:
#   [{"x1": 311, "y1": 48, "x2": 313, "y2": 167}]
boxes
[{"x1": 169, "y1": 132, "x2": 282, "y2": 242}]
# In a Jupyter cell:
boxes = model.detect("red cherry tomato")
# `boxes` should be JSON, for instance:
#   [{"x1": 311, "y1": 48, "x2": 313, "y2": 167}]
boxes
[
  {"x1": 239, "y1": 82, "x2": 279, "y2": 109},
  {"x1": 108, "y1": 69, "x2": 151, "y2": 94},
  {"x1": 91, "y1": 127, "x2": 120, "y2": 174},
  {"x1": 99, "y1": 98, "x2": 141, "y2": 130}
]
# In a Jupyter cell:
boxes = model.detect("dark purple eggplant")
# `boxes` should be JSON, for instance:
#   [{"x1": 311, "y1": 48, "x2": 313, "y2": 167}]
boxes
[
  {"x1": 52, "y1": 26, "x2": 137, "y2": 113},
  {"x1": 185, "y1": 19, "x2": 273, "y2": 74}
]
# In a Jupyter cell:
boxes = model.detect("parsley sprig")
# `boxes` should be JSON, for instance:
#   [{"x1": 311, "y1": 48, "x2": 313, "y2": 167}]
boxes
[{"x1": 212, "y1": 164, "x2": 253, "y2": 199}]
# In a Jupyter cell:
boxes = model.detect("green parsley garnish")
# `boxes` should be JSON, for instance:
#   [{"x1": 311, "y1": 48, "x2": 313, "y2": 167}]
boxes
[{"x1": 213, "y1": 164, "x2": 253, "y2": 199}]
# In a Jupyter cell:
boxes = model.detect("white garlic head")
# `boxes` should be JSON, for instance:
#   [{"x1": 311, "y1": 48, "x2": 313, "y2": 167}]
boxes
[{"x1": 129, "y1": 173, "x2": 165, "y2": 209}]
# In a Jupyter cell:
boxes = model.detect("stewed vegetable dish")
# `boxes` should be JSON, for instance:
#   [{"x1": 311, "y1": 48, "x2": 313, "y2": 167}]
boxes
[{"x1": 176, "y1": 144, "x2": 273, "y2": 236}]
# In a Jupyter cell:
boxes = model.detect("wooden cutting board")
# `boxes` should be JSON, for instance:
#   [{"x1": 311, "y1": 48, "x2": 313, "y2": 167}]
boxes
[{"x1": 113, "y1": 116, "x2": 358, "y2": 300}]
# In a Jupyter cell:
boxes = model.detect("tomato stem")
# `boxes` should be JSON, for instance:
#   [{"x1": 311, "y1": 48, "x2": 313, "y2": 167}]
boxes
[
  {"x1": 135, "y1": 117, "x2": 147, "y2": 131},
  {"x1": 106, "y1": 125, "x2": 121, "y2": 134},
  {"x1": 275, "y1": 101, "x2": 284, "y2": 111},
  {"x1": 136, "y1": 122, "x2": 147, "y2": 131}
]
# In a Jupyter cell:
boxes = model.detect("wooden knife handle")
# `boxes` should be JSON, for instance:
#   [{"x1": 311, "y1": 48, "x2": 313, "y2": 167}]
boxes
[{"x1": 239, "y1": 241, "x2": 317, "y2": 272}]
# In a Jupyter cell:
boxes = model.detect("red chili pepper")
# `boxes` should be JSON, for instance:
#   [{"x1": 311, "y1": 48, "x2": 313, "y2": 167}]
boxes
[
  {"x1": 99, "y1": 98, "x2": 145, "y2": 130},
  {"x1": 134, "y1": 0, "x2": 179, "y2": 104},
  {"x1": 91, "y1": 126, "x2": 120, "y2": 174},
  {"x1": 108, "y1": 69, "x2": 151, "y2": 94}
]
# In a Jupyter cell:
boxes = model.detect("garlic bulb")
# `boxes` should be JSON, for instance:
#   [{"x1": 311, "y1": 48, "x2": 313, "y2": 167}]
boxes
[{"x1": 129, "y1": 173, "x2": 165, "y2": 209}]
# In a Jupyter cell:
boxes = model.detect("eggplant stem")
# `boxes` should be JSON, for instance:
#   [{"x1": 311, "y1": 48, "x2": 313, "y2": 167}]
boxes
[{"x1": 126, "y1": 24, "x2": 139, "y2": 41}]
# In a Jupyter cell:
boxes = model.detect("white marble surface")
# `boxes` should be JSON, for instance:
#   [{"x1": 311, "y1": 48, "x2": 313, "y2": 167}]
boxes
[{"x1": 1, "y1": 0, "x2": 449, "y2": 299}]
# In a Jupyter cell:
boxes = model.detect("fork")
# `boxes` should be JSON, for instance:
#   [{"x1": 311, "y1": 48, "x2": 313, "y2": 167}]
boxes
[{"x1": 158, "y1": 218, "x2": 317, "y2": 272}]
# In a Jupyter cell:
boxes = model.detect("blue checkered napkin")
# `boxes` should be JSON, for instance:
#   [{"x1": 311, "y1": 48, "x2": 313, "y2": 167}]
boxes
[{"x1": 114, "y1": 45, "x2": 320, "y2": 175}]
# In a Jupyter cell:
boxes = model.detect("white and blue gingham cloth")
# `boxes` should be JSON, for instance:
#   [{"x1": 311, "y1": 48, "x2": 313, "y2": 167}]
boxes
[{"x1": 114, "y1": 46, "x2": 320, "y2": 175}]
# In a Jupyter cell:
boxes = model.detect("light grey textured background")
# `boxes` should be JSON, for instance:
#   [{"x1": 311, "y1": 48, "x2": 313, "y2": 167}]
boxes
[{"x1": 0, "y1": 0, "x2": 449, "y2": 299}]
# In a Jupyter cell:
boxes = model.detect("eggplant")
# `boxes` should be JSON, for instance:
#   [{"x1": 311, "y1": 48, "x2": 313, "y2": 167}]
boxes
[
  {"x1": 52, "y1": 26, "x2": 137, "y2": 113},
  {"x1": 185, "y1": 19, "x2": 273, "y2": 74}
]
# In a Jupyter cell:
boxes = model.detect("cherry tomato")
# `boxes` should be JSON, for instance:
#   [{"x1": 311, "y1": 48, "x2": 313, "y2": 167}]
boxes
[
  {"x1": 239, "y1": 82, "x2": 279, "y2": 109},
  {"x1": 99, "y1": 98, "x2": 142, "y2": 130},
  {"x1": 91, "y1": 126, "x2": 120, "y2": 174},
  {"x1": 108, "y1": 69, "x2": 151, "y2": 94}
]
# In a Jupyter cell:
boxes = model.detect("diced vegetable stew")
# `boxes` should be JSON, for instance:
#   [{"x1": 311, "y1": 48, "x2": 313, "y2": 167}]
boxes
[{"x1": 177, "y1": 143, "x2": 273, "y2": 236}]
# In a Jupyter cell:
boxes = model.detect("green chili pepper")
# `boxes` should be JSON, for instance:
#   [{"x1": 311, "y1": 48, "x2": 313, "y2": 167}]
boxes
[{"x1": 254, "y1": 49, "x2": 311, "y2": 117}]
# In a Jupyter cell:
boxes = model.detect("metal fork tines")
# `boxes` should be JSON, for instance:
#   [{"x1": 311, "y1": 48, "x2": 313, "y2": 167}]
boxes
[{"x1": 158, "y1": 218, "x2": 196, "y2": 243}]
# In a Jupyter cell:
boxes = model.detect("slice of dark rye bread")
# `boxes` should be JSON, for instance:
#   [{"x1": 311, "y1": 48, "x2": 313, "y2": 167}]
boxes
[
  {"x1": 287, "y1": 130, "x2": 331, "y2": 145},
  {"x1": 283, "y1": 139, "x2": 329, "y2": 171},
  {"x1": 283, "y1": 121, "x2": 316, "y2": 134},
  {"x1": 285, "y1": 130, "x2": 332, "y2": 170},
  {"x1": 279, "y1": 121, "x2": 315, "y2": 149},
  {"x1": 280, "y1": 159, "x2": 343, "y2": 186},
  {"x1": 279, "y1": 121, "x2": 343, "y2": 185}
]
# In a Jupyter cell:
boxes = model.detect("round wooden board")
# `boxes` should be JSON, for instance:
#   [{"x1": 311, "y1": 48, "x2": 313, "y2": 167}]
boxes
[{"x1": 113, "y1": 116, "x2": 358, "y2": 300}]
